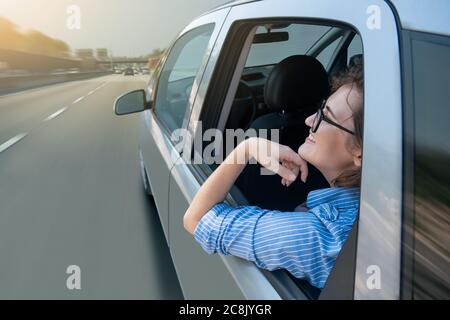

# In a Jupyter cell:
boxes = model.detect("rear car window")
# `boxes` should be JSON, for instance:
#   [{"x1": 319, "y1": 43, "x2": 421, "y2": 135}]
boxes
[{"x1": 410, "y1": 32, "x2": 450, "y2": 300}]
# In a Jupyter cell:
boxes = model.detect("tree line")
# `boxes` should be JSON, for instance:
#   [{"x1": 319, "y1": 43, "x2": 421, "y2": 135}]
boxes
[{"x1": 0, "y1": 17, "x2": 70, "y2": 57}]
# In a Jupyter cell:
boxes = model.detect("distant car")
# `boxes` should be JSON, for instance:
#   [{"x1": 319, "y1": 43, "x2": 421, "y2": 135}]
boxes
[
  {"x1": 114, "y1": 0, "x2": 450, "y2": 300},
  {"x1": 114, "y1": 69, "x2": 122, "y2": 74},
  {"x1": 123, "y1": 68, "x2": 134, "y2": 76}
]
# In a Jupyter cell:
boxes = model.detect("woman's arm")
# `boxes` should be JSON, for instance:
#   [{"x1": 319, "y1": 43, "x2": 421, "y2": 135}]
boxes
[
  {"x1": 183, "y1": 138, "x2": 250, "y2": 234},
  {"x1": 183, "y1": 137, "x2": 308, "y2": 234}
]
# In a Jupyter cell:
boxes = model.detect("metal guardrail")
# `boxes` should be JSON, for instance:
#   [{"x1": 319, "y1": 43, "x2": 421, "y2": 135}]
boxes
[{"x1": 0, "y1": 71, "x2": 113, "y2": 95}]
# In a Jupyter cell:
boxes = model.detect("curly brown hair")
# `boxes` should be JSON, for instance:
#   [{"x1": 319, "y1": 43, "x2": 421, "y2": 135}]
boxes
[{"x1": 329, "y1": 59, "x2": 364, "y2": 188}]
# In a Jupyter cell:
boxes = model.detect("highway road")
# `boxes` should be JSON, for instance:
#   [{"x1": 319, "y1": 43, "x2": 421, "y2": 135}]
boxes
[{"x1": 0, "y1": 74, "x2": 183, "y2": 299}]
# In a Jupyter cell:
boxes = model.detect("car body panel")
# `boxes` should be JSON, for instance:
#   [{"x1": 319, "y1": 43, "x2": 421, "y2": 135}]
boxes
[
  {"x1": 139, "y1": 110, "x2": 177, "y2": 244},
  {"x1": 390, "y1": 0, "x2": 450, "y2": 36}
]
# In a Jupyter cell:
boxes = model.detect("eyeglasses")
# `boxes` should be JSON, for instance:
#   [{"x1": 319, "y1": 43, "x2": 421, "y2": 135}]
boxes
[{"x1": 311, "y1": 100, "x2": 355, "y2": 135}]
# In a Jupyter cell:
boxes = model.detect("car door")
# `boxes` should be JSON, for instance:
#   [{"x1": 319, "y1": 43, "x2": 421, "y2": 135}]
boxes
[
  {"x1": 167, "y1": 9, "x2": 282, "y2": 301},
  {"x1": 139, "y1": 8, "x2": 229, "y2": 245},
  {"x1": 169, "y1": 0, "x2": 403, "y2": 300},
  {"x1": 400, "y1": 29, "x2": 450, "y2": 300}
]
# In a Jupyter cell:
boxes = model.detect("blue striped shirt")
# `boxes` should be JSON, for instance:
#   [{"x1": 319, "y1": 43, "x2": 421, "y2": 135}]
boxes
[{"x1": 194, "y1": 186, "x2": 360, "y2": 288}]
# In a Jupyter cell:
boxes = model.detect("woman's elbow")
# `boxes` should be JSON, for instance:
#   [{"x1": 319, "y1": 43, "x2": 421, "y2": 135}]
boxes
[{"x1": 183, "y1": 210, "x2": 197, "y2": 235}]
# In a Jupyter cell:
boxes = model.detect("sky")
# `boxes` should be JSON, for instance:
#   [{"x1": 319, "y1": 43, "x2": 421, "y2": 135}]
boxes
[{"x1": 0, "y1": 0, "x2": 231, "y2": 57}]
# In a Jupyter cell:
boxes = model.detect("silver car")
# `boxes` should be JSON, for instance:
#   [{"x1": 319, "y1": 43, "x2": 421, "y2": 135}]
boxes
[{"x1": 114, "y1": 0, "x2": 450, "y2": 299}]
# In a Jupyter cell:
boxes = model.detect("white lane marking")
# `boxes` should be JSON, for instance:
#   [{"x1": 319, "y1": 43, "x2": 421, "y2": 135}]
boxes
[
  {"x1": 86, "y1": 82, "x2": 107, "y2": 96},
  {"x1": 44, "y1": 106, "x2": 68, "y2": 121},
  {"x1": 0, "y1": 133, "x2": 27, "y2": 153},
  {"x1": 72, "y1": 96, "x2": 85, "y2": 104},
  {"x1": 97, "y1": 82, "x2": 107, "y2": 89}
]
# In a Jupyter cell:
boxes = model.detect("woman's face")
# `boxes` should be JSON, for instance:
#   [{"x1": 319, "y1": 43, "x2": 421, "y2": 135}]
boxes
[{"x1": 298, "y1": 84, "x2": 362, "y2": 184}]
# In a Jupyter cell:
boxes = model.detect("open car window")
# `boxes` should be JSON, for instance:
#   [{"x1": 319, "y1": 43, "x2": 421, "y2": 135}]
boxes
[{"x1": 194, "y1": 19, "x2": 364, "y2": 299}]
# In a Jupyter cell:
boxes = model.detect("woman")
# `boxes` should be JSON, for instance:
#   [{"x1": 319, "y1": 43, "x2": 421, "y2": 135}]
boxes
[{"x1": 183, "y1": 63, "x2": 363, "y2": 289}]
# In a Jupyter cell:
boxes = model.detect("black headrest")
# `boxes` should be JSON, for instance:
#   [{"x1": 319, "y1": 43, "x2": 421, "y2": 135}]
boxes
[{"x1": 264, "y1": 55, "x2": 329, "y2": 113}]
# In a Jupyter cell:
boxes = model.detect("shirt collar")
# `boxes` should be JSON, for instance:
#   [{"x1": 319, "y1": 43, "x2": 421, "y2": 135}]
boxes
[{"x1": 306, "y1": 186, "x2": 360, "y2": 210}]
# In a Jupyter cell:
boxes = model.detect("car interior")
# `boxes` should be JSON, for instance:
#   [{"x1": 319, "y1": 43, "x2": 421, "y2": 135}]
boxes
[
  {"x1": 208, "y1": 21, "x2": 364, "y2": 299},
  {"x1": 232, "y1": 54, "x2": 331, "y2": 212},
  {"x1": 221, "y1": 23, "x2": 363, "y2": 210}
]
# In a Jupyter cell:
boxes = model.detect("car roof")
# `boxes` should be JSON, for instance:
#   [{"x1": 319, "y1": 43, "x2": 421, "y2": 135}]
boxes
[
  {"x1": 199, "y1": 0, "x2": 262, "y2": 17},
  {"x1": 203, "y1": 0, "x2": 449, "y2": 37},
  {"x1": 389, "y1": 0, "x2": 450, "y2": 36}
]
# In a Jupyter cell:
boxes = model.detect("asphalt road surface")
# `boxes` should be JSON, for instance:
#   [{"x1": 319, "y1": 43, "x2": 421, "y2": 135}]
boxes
[{"x1": 0, "y1": 74, "x2": 183, "y2": 299}]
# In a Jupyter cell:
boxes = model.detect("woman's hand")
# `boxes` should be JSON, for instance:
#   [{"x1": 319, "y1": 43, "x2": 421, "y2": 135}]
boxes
[
  {"x1": 248, "y1": 137, "x2": 308, "y2": 186},
  {"x1": 184, "y1": 137, "x2": 308, "y2": 235}
]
